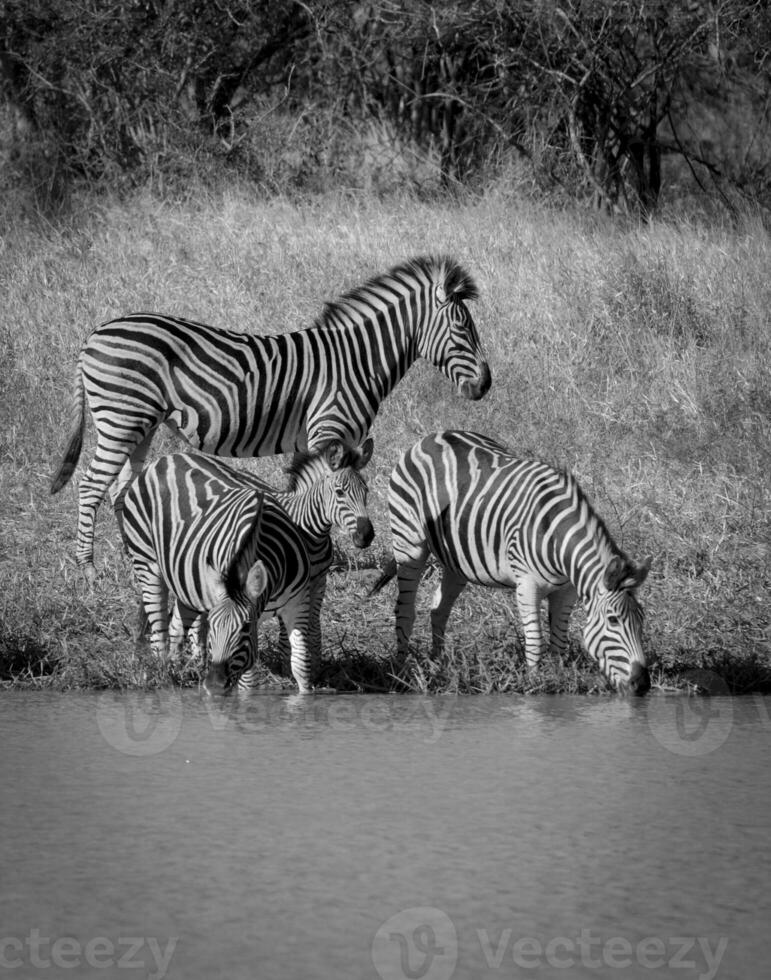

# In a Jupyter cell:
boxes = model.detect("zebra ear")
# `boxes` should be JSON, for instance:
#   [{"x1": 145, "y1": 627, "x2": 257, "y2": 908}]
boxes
[
  {"x1": 244, "y1": 560, "x2": 268, "y2": 604},
  {"x1": 355, "y1": 437, "x2": 374, "y2": 470},
  {"x1": 604, "y1": 555, "x2": 652, "y2": 591},
  {"x1": 633, "y1": 556, "x2": 653, "y2": 587},
  {"x1": 322, "y1": 440, "x2": 346, "y2": 471},
  {"x1": 225, "y1": 491, "x2": 267, "y2": 596}
]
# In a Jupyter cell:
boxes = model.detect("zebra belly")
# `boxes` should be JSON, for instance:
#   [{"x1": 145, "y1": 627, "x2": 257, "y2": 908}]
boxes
[{"x1": 425, "y1": 520, "x2": 514, "y2": 589}]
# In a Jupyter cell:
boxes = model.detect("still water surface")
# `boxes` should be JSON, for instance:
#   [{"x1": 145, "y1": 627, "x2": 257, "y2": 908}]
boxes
[{"x1": 1, "y1": 691, "x2": 769, "y2": 980}]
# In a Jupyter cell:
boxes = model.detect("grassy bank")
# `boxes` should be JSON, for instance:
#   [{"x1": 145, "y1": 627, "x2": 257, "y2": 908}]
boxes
[{"x1": 1, "y1": 186, "x2": 769, "y2": 694}]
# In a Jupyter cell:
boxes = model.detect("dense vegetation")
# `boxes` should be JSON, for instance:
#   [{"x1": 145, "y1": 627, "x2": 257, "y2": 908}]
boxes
[
  {"x1": 1, "y1": 186, "x2": 769, "y2": 693},
  {"x1": 2, "y1": 0, "x2": 770, "y2": 213}
]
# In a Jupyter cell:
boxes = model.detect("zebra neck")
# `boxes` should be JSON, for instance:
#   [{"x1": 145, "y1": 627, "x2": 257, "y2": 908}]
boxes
[
  {"x1": 331, "y1": 301, "x2": 420, "y2": 402},
  {"x1": 548, "y1": 503, "x2": 617, "y2": 605},
  {"x1": 275, "y1": 486, "x2": 331, "y2": 540}
]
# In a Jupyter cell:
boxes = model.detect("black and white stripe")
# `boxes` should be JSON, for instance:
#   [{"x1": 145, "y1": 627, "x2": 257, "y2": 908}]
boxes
[
  {"x1": 371, "y1": 430, "x2": 652, "y2": 694},
  {"x1": 125, "y1": 441, "x2": 374, "y2": 693},
  {"x1": 122, "y1": 454, "x2": 270, "y2": 690},
  {"x1": 51, "y1": 256, "x2": 490, "y2": 577}
]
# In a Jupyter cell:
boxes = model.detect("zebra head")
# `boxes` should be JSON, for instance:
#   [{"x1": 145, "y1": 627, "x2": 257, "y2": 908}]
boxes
[
  {"x1": 286, "y1": 437, "x2": 375, "y2": 549},
  {"x1": 414, "y1": 257, "x2": 491, "y2": 401},
  {"x1": 203, "y1": 559, "x2": 269, "y2": 694},
  {"x1": 584, "y1": 555, "x2": 652, "y2": 695}
]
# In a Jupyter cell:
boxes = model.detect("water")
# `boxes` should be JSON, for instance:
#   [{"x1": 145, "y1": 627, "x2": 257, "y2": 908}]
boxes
[{"x1": 1, "y1": 690, "x2": 768, "y2": 980}]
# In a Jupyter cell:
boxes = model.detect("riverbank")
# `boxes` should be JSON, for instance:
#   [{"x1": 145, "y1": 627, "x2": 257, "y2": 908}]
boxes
[{"x1": 1, "y1": 186, "x2": 769, "y2": 693}]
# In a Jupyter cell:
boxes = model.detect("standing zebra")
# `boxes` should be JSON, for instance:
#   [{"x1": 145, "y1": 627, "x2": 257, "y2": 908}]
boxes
[
  {"x1": 50, "y1": 256, "x2": 490, "y2": 579},
  {"x1": 371, "y1": 431, "x2": 652, "y2": 695},
  {"x1": 124, "y1": 440, "x2": 374, "y2": 693}
]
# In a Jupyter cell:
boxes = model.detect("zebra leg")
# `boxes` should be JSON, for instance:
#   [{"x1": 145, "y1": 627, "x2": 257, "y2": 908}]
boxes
[
  {"x1": 168, "y1": 601, "x2": 201, "y2": 662},
  {"x1": 131, "y1": 562, "x2": 170, "y2": 660},
  {"x1": 306, "y1": 572, "x2": 328, "y2": 666},
  {"x1": 108, "y1": 432, "x2": 155, "y2": 551},
  {"x1": 76, "y1": 429, "x2": 154, "y2": 577},
  {"x1": 547, "y1": 585, "x2": 578, "y2": 661},
  {"x1": 394, "y1": 549, "x2": 429, "y2": 658},
  {"x1": 275, "y1": 618, "x2": 291, "y2": 675},
  {"x1": 515, "y1": 576, "x2": 549, "y2": 669},
  {"x1": 187, "y1": 613, "x2": 208, "y2": 664},
  {"x1": 429, "y1": 569, "x2": 466, "y2": 658},
  {"x1": 278, "y1": 593, "x2": 313, "y2": 693}
]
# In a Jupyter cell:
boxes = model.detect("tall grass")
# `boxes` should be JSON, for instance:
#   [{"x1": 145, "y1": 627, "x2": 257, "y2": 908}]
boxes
[{"x1": 1, "y1": 185, "x2": 769, "y2": 693}]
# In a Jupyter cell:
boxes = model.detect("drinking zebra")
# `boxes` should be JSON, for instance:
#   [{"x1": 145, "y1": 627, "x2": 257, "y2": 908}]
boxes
[
  {"x1": 123, "y1": 440, "x2": 374, "y2": 693},
  {"x1": 50, "y1": 255, "x2": 490, "y2": 578},
  {"x1": 370, "y1": 431, "x2": 652, "y2": 694},
  {"x1": 122, "y1": 458, "x2": 270, "y2": 689}
]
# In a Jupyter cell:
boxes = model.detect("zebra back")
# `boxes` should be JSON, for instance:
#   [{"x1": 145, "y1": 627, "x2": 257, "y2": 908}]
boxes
[{"x1": 123, "y1": 454, "x2": 269, "y2": 614}]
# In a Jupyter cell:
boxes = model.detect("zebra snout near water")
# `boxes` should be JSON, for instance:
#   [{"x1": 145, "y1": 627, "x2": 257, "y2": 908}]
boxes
[
  {"x1": 203, "y1": 663, "x2": 229, "y2": 695},
  {"x1": 624, "y1": 662, "x2": 651, "y2": 697},
  {"x1": 353, "y1": 517, "x2": 375, "y2": 549},
  {"x1": 460, "y1": 362, "x2": 492, "y2": 400}
]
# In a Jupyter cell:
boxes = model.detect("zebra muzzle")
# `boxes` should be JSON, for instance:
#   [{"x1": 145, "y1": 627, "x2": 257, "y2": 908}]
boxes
[
  {"x1": 625, "y1": 662, "x2": 651, "y2": 696},
  {"x1": 203, "y1": 662, "x2": 230, "y2": 695},
  {"x1": 353, "y1": 518, "x2": 375, "y2": 549},
  {"x1": 460, "y1": 362, "x2": 492, "y2": 401}
]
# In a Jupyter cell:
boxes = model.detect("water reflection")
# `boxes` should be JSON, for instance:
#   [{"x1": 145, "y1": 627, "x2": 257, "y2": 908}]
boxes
[{"x1": 0, "y1": 690, "x2": 768, "y2": 980}]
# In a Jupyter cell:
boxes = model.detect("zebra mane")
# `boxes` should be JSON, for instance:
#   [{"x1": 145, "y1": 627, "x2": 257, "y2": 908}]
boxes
[
  {"x1": 284, "y1": 448, "x2": 368, "y2": 493},
  {"x1": 558, "y1": 464, "x2": 626, "y2": 564},
  {"x1": 284, "y1": 451, "x2": 327, "y2": 493},
  {"x1": 317, "y1": 255, "x2": 479, "y2": 327},
  {"x1": 404, "y1": 255, "x2": 479, "y2": 302}
]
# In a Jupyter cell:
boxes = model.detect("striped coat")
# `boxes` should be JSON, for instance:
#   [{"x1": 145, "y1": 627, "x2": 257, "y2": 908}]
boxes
[
  {"x1": 169, "y1": 439, "x2": 374, "y2": 688},
  {"x1": 125, "y1": 441, "x2": 373, "y2": 693},
  {"x1": 122, "y1": 455, "x2": 270, "y2": 689},
  {"x1": 51, "y1": 256, "x2": 490, "y2": 578},
  {"x1": 371, "y1": 431, "x2": 652, "y2": 694}
]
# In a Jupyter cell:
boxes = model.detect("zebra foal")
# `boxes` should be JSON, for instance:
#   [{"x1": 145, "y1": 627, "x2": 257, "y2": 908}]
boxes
[
  {"x1": 168, "y1": 439, "x2": 374, "y2": 690},
  {"x1": 50, "y1": 255, "x2": 490, "y2": 579},
  {"x1": 124, "y1": 441, "x2": 374, "y2": 693},
  {"x1": 371, "y1": 431, "x2": 652, "y2": 694}
]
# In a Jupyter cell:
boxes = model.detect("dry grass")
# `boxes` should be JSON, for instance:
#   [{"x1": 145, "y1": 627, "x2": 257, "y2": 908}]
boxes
[{"x1": 1, "y1": 185, "x2": 769, "y2": 694}]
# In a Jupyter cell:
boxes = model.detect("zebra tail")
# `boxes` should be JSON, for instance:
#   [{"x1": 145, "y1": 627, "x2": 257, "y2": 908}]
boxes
[
  {"x1": 368, "y1": 557, "x2": 398, "y2": 596},
  {"x1": 50, "y1": 365, "x2": 85, "y2": 494}
]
